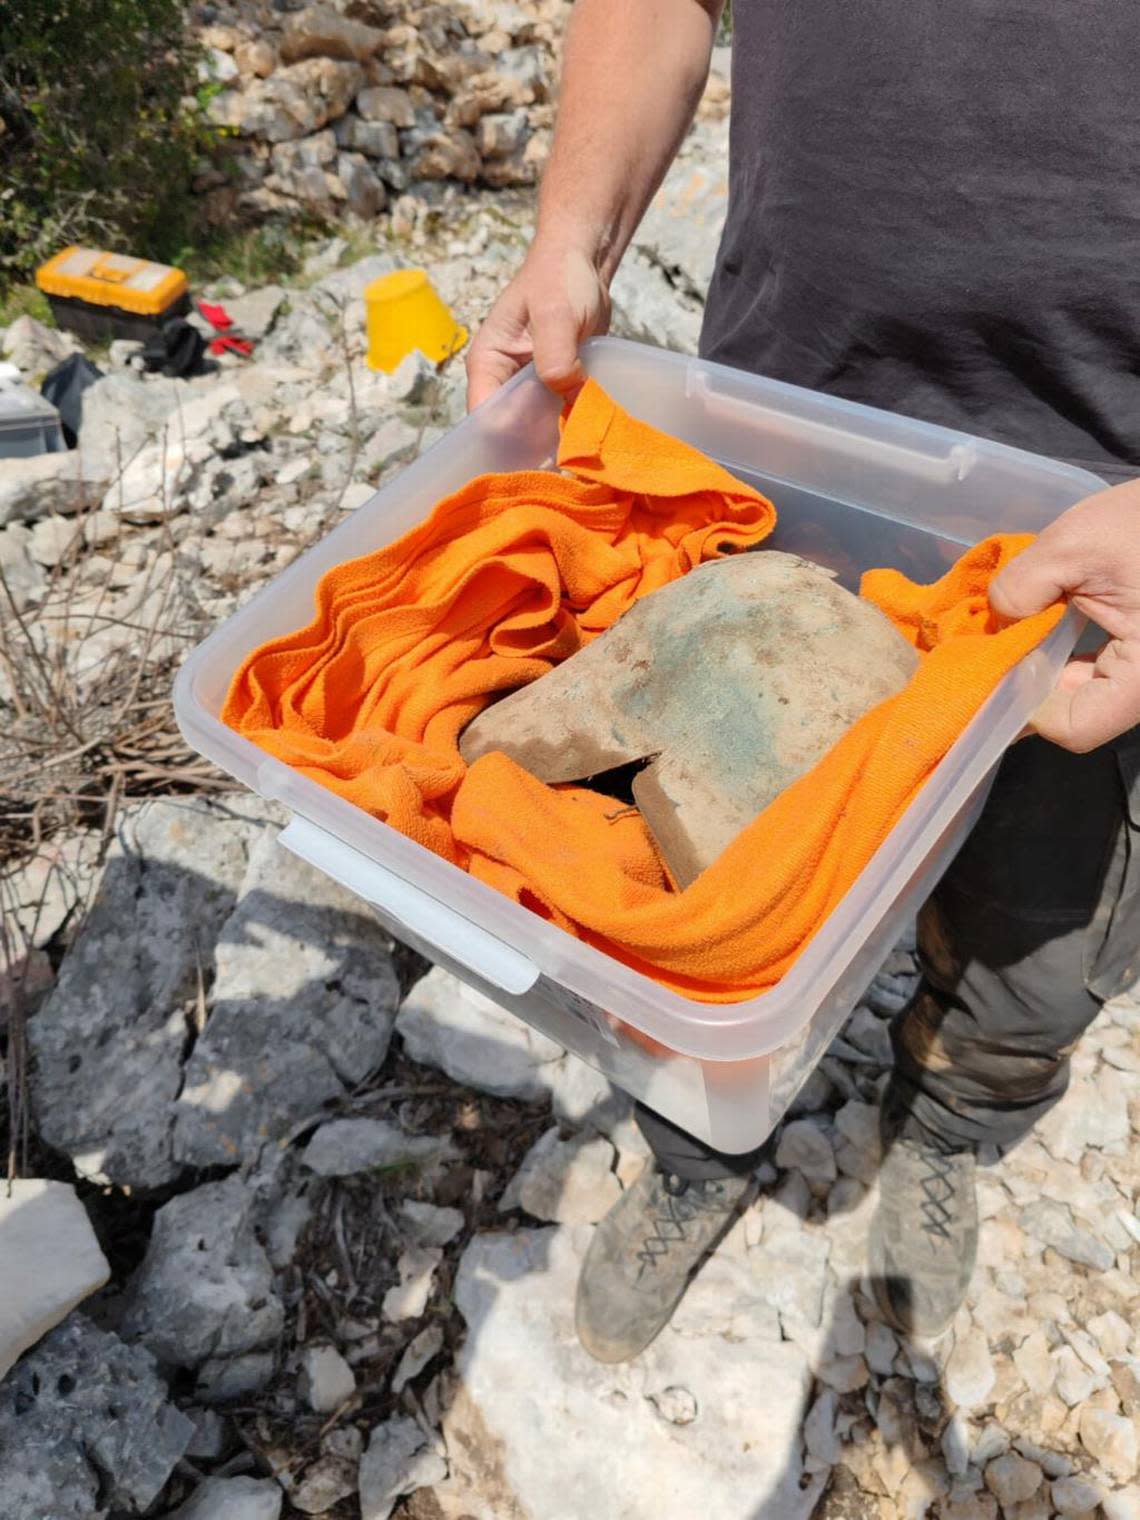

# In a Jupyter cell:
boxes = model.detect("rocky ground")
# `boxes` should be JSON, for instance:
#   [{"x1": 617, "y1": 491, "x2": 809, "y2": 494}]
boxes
[
  {"x1": 3, "y1": 26, "x2": 1140, "y2": 1520},
  {"x1": 7, "y1": 784, "x2": 1140, "y2": 1520}
]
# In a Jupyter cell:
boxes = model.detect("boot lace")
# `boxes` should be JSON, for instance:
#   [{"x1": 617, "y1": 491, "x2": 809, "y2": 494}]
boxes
[
  {"x1": 917, "y1": 1144, "x2": 959, "y2": 1242},
  {"x1": 635, "y1": 1176, "x2": 725, "y2": 1277}
]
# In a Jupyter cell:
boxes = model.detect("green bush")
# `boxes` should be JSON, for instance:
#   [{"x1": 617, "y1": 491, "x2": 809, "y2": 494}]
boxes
[{"x1": 0, "y1": 0, "x2": 206, "y2": 290}]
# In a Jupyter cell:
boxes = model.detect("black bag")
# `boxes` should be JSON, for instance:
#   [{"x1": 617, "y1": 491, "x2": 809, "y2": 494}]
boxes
[
  {"x1": 140, "y1": 319, "x2": 208, "y2": 379},
  {"x1": 40, "y1": 352, "x2": 104, "y2": 448}
]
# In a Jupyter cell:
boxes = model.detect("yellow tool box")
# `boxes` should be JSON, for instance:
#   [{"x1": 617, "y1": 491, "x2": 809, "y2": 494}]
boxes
[{"x1": 35, "y1": 246, "x2": 191, "y2": 342}]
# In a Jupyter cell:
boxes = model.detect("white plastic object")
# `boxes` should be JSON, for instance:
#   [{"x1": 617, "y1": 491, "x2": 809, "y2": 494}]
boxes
[
  {"x1": 278, "y1": 815, "x2": 539, "y2": 997},
  {"x1": 175, "y1": 338, "x2": 1099, "y2": 1152}
]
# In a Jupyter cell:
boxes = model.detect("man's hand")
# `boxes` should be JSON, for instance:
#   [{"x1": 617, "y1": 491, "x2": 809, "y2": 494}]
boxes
[
  {"x1": 989, "y1": 480, "x2": 1140, "y2": 752},
  {"x1": 465, "y1": 242, "x2": 611, "y2": 411}
]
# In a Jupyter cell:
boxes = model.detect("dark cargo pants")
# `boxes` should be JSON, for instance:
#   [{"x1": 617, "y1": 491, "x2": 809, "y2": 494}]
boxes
[{"x1": 637, "y1": 731, "x2": 1140, "y2": 1180}]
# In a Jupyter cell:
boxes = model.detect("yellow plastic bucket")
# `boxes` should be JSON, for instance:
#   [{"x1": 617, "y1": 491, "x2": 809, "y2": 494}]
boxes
[{"x1": 364, "y1": 268, "x2": 468, "y2": 373}]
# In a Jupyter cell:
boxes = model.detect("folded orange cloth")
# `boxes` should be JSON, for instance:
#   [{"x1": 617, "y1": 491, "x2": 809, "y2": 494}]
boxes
[{"x1": 224, "y1": 379, "x2": 1064, "y2": 1003}]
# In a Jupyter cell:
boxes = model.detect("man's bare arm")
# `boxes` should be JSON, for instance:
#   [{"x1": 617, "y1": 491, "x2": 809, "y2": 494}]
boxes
[{"x1": 466, "y1": 0, "x2": 723, "y2": 408}]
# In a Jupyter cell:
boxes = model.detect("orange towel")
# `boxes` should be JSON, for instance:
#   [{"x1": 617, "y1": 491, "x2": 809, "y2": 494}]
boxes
[{"x1": 224, "y1": 380, "x2": 1065, "y2": 1003}]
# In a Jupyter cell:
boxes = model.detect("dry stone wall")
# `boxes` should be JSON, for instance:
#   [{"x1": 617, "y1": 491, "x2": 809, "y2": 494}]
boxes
[{"x1": 193, "y1": 0, "x2": 574, "y2": 225}]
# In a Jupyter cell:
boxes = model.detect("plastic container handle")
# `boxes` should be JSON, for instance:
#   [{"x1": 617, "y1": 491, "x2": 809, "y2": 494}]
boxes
[
  {"x1": 685, "y1": 368, "x2": 978, "y2": 485},
  {"x1": 90, "y1": 255, "x2": 141, "y2": 285},
  {"x1": 277, "y1": 817, "x2": 540, "y2": 997}
]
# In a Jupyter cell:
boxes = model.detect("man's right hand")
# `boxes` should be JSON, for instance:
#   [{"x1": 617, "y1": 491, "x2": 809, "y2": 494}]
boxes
[{"x1": 465, "y1": 241, "x2": 611, "y2": 412}]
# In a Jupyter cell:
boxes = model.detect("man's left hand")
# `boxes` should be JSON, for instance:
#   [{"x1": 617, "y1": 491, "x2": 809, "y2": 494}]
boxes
[{"x1": 990, "y1": 479, "x2": 1140, "y2": 752}]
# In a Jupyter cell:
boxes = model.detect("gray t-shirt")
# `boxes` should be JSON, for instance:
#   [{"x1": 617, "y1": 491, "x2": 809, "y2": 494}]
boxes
[{"x1": 700, "y1": 0, "x2": 1140, "y2": 480}]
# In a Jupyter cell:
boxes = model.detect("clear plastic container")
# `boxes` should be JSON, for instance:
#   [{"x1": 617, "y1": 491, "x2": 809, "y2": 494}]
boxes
[
  {"x1": 174, "y1": 338, "x2": 1099, "y2": 1152},
  {"x1": 0, "y1": 380, "x2": 64, "y2": 459}
]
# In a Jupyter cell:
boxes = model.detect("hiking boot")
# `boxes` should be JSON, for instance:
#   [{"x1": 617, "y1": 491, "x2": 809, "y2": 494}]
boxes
[
  {"x1": 869, "y1": 1119, "x2": 978, "y2": 1339},
  {"x1": 575, "y1": 1164, "x2": 752, "y2": 1364}
]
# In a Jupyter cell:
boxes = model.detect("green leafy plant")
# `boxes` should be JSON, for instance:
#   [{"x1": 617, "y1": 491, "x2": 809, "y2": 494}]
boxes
[{"x1": 0, "y1": 0, "x2": 209, "y2": 291}]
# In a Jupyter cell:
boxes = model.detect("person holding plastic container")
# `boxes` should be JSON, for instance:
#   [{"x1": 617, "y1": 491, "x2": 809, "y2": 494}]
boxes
[{"x1": 467, "y1": 0, "x2": 1140, "y2": 1362}]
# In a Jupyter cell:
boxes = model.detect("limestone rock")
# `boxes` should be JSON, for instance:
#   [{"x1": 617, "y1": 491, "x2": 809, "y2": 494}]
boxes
[
  {"x1": 818, "y1": 1354, "x2": 869, "y2": 1393},
  {"x1": 385, "y1": 347, "x2": 437, "y2": 403},
  {"x1": 292, "y1": 1455, "x2": 358, "y2": 1513},
  {"x1": 947, "y1": 1329, "x2": 996, "y2": 1411},
  {"x1": 271, "y1": 129, "x2": 337, "y2": 174},
  {"x1": 398, "y1": 1199, "x2": 465, "y2": 1247},
  {"x1": 357, "y1": 85, "x2": 416, "y2": 126},
  {"x1": 391, "y1": 1323, "x2": 445, "y2": 1395},
  {"x1": 0, "y1": 520, "x2": 45, "y2": 608},
  {"x1": 383, "y1": 1247, "x2": 443, "y2": 1321},
  {"x1": 666, "y1": 1247, "x2": 783, "y2": 1343},
  {"x1": 444, "y1": 1227, "x2": 820, "y2": 1520},
  {"x1": 222, "y1": 285, "x2": 286, "y2": 341},
  {"x1": 0, "y1": 1313, "x2": 192, "y2": 1518},
  {"x1": 168, "y1": 1478, "x2": 283, "y2": 1520},
  {"x1": 447, "y1": 69, "x2": 533, "y2": 127},
  {"x1": 611, "y1": 258, "x2": 704, "y2": 360},
  {"x1": 359, "y1": 1416, "x2": 447, "y2": 1520},
  {"x1": 395, "y1": 966, "x2": 564, "y2": 1100},
  {"x1": 942, "y1": 1415, "x2": 971, "y2": 1477},
  {"x1": 280, "y1": 6, "x2": 385, "y2": 64},
  {"x1": 1054, "y1": 1344, "x2": 1103, "y2": 1406},
  {"x1": 0, "y1": 1179, "x2": 110, "y2": 1382},
  {"x1": 121, "y1": 1176, "x2": 283, "y2": 1392},
  {"x1": 210, "y1": 59, "x2": 365, "y2": 142},
  {"x1": 775, "y1": 1118, "x2": 837, "y2": 1186},
  {"x1": 481, "y1": 137, "x2": 545, "y2": 188},
  {"x1": 2, "y1": 314, "x2": 79, "y2": 378},
  {"x1": 545, "y1": 1054, "x2": 632, "y2": 1133},
  {"x1": 973, "y1": 1425, "x2": 1011, "y2": 1466},
  {"x1": 942, "y1": 1498, "x2": 998, "y2": 1520},
  {"x1": 184, "y1": 1408, "x2": 231, "y2": 1462},
  {"x1": 1089, "y1": 1309, "x2": 1135, "y2": 1362},
  {"x1": 200, "y1": 45, "x2": 240, "y2": 85},
  {"x1": 29, "y1": 512, "x2": 78, "y2": 566},
  {"x1": 302, "y1": 1117, "x2": 450, "y2": 1177},
  {"x1": 867, "y1": 1320, "x2": 901, "y2": 1377},
  {"x1": 843, "y1": 1003, "x2": 895, "y2": 1065},
  {"x1": 1050, "y1": 1475, "x2": 1104, "y2": 1516},
  {"x1": 29, "y1": 798, "x2": 263, "y2": 1188},
  {"x1": 1063, "y1": 1324, "x2": 1112, "y2": 1379},
  {"x1": 1079, "y1": 1407, "x2": 1139, "y2": 1482},
  {"x1": 1103, "y1": 1487, "x2": 1140, "y2": 1520},
  {"x1": 629, "y1": 137, "x2": 727, "y2": 302},
  {"x1": 338, "y1": 151, "x2": 389, "y2": 217},
  {"x1": 76, "y1": 369, "x2": 176, "y2": 482},
  {"x1": 235, "y1": 39, "x2": 277, "y2": 78},
  {"x1": 0, "y1": 447, "x2": 107, "y2": 527},
  {"x1": 804, "y1": 1389, "x2": 841, "y2": 1465},
  {"x1": 299, "y1": 1344, "x2": 356, "y2": 1413},
  {"x1": 410, "y1": 129, "x2": 482, "y2": 182},
  {"x1": 197, "y1": 1351, "x2": 277, "y2": 1404},
  {"x1": 984, "y1": 1453, "x2": 1042, "y2": 1507},
  {"x1": 751, "y1": 1206, "x2": 832, "y2": 1330},
  {"x1": 337, "y1": 115, "x2": 401, "y2": 158},
  {"x1": 834, "y1": 1099, "x2": 883, "y2": 1183},
  {"x1": 1039, "y1": 1068, "x2": 1131, "y2": 1163},
  {"x1": 173, "y1": 827, "x2": 400, "y2": 1170},
  {"x1": 475, "y1": 108, "x2": 530, "y2": 159},
  {"x1": 1, "y1": 827, "x2": 101, "y2": 950},
  {"x1": 1013, "y1": 1330, "x2": 1056, "y2": 1396},
  {"x1": 1019, "y1": 1199, "x2": 1114, "y2": 1271},
  {"x1": 499, "y1": 1126, "x2": 622, "y2": 1224}
]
